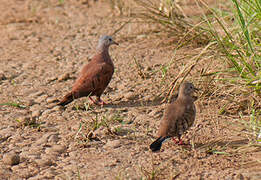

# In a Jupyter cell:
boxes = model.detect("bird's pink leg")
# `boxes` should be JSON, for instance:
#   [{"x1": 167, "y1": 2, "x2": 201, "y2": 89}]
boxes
[
  {"x1": 178, "y1": 139, "x2": 184, "y2": 145},
  {"x1": 89, "y1": 96, "x2": 107, "y2": 106},
  {"x1": 97, "y1": 98, "x2": 107, "y2": 106},
  {"x1": 172, "y1": 137, "x2": 183, "y2": 145},
  {"x1": 172, "y1": 138, "x2": 178, "y2": 144},
  {"x1": 89, "y1": 96, "x2": 97, "y2": 104}
]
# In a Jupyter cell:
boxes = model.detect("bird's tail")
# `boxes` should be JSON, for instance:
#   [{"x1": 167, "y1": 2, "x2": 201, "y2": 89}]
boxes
[
  {"x1": 57, "y1": 92, "x2": 74, "y2": 106},
  {"x1": 150, "y1": 136, "x2": 168, "y2": 152}
]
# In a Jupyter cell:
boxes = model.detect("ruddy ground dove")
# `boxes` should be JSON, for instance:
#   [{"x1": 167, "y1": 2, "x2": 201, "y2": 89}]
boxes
[
  {"x1": 58, "y1": 35, "x2": 118, "y2": 106},
  {"x1": 150, "y1": 82, "x2": 198, "y2": 152}
]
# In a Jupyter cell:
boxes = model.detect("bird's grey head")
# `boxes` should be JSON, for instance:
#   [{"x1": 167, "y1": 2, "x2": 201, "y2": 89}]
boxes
[
  {"x1": 97, "y1": 35, "x2": 119, "y2": 52},
  {"x1": 179, "y1": 82, "x2": 198, "y2": 97}
]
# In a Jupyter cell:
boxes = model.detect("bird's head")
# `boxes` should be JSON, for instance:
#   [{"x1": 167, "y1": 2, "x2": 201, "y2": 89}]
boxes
[
  {"x1": 97, "y1": 35, "x2": 119, "y2": 51},
  {"x1": 179, "y1": 82, "x2": 198, "y2": 97}
]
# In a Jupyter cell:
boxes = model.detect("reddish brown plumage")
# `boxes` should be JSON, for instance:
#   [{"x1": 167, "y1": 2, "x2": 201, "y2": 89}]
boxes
[{"x1": 58, "y1": 35, "x2": 118, "y2": 106}]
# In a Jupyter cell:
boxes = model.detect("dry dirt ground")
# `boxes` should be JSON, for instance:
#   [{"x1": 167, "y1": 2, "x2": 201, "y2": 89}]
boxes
[{"x1": 0, "y1": 0, "x2": 261, "y2": 179}]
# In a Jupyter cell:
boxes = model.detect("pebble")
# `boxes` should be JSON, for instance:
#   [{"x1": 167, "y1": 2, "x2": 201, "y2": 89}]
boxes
[
  {"x1": 105, "y1": 140, "x2": 121, "y2": 149},
  {"x1": 46, "y1": 97, "x2": 58, "y2": 104},
  {"x1": 58, "y1": 72, "x2": 70, "y2": 82},
  {"x1": 27, "y1": 99, "x2": 36, "y2": 106},
  {"x1": 0, "y1": 127, "x2": 15, "y2": 141},
  {"x1": 148, "y1": 109, "x2": 163, "y2": 118},
  {"x1": 41, "y1": 109, "x2": 55, "y2": 117},
  {"x1": 143, "y1": 95, "x2": 152, "y2": 101},
  {"x1": 117, "y1": 83, "x2": 126, "y2": 91},
  {"x1": 48, "y1": 133, "x2": 60, "y2": 143},
  {"x1": 31, "y1": 91, "x2": 44, "y2": 97},
  {"x1": 3, "y1": 152, "x2": 20, "y2": 166},
  {"x1": 52, "y1": 106, "x2": 63, "y2": 111},
  {"x1": 45, "y1": 145, "x2": 66, "y2": 154},
  {"x1": 32, "y1": 110, "x2": 41, "y2": 118},
  {"x1": 30, "y1": 104, "x2": 42, "y2": 112},
  {"x1": 35, "y1": 133, "x2": 53, "y2": 146},
  {"x1": 35, "y1": 95, "x2": 49, "y2": 103},
  {"x1": 124, "y1": 92, "x2": 135, "y2": 100},
  {"x1": 35, "y1": 158, "x2": 54, "y2": 167},
  {"x1": 46, "y1": 76, "x2": 57, "y2": 83},
  {"x1": 0, "y1": 72, "x2": 7, "y2": 80}
]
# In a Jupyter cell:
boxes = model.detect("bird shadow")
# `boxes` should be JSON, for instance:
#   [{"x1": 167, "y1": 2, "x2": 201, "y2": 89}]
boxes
[
  {"x1": 69, "y1": 95, "x2": 178, "y2": 111},
  {"x1": 193, "y1": 138, "x2": 261, "y2": 153},
  {"x1": 195, "y1": 138, "x2": 248, "y2": 148},
  {"x1": 104, "y1": 94, "x2": 179, "y2": 109},
  {"x1": 104, "y1": 98, "x2": 164, "y2": 109}
]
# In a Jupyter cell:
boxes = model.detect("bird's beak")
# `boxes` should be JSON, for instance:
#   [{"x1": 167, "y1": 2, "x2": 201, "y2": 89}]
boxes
[{"x1": 112, "y1": 40, "x2": 119, "y2": 45}]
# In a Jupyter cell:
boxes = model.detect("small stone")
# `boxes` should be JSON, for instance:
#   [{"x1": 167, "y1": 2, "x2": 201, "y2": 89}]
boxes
[
  {"x1": 117, "y1": 83, "x2": 125, "y2": 90},
  {"x1": 35, "y1": 95, "x2": 48, "y2": 103},
  {"x1": 31, "y1": 91, "x2": 44, "y2": 97},
  {"x1": 124, "y1": 92, "x2": 135, "y2": 100},
  {"x1": 235, "y1": 174, "x2": 244, "y2": 180},
  {"x1": 143, "y1": 95, "x2": 152, "y2": 101},
  {"x1": 148, "y1": 109, "x2": 163, "y2": 118},
  {"x1": 48, "y1": 133, "x2": 59, "y2": 143},
  {"x1": 35, "y1": 134, "x2": 49, "y2": 146},
  {"x1": 58, "y1": 73, "x2": 70, "y2": 82},
  {"x1": 94, "y1": 127, "x2": 107, "y2": 137},
  {"x1": 41, "y1": 109, "x2": 55, "y2": 117},
  {"x1": 32, "y1": 110, "x2": 41, "y2": 118},
  {"x1": 45, "y1": 145, "x2": 66, "y2": 154},
  {"x1": 46, "y1": 97, "x2": 58, "y2": 104},
  {"x1": 3, "y1": 153, "x2": 20, "y2": 166},
  {"x1": 145, "y1": 66, "x2": 152, "y2": 71},
  {"x1": 0, "y1": 73, "x2": 7, "y2": 80},
  {"x1": 35, "y1": 158, "x2": 53, "y2": 167},
  {"x1": 29, "y1": 104, "x2": 42, "y2": 112},
  {"x1": 0, "y1": 127, "x2": 15, "y2": 140},
  {"x1": 27, "y1": 99, "x2": 36, "y2": 106},
  {"x1": 137, "y1": 34, "x2": 146, "y2": 39},
  {"x1": 52, "y1": 106, "x2": 63, "y2": 111},
  {"x1": 52, "y1": 145, "x2": 66, "y2": 153},
  {"x1": 46, "y1": 76, "x2": 57, "y2": 83},
  {"x1": 105, "y1": 140, "x2": 121, "y2": 149}
]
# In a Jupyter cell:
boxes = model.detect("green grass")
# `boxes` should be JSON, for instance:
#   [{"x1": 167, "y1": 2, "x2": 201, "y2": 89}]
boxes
[
  {"x1": 0, "y1": 102, "x2": 26, "y2": 109},
  {"x1": 200, "y1": 0, "x2": 260, "y2": 92},
  {"x1": 198, "y1": 0, "x2": 260, "y2": 141}
]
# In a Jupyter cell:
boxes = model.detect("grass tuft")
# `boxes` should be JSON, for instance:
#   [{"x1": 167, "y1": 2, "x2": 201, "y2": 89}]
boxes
[{"x1": 0, "y1": 102, "x2": 26, "y2": 109}]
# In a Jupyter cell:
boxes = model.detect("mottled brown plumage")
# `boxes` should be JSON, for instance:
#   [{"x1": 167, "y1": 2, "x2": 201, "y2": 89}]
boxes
[
  {"x1": 150, "y1": 82, "x2": 198, "y2": 152},
  {"x1": 58, "y1": 35, "x2": 118, "y2": 106}
]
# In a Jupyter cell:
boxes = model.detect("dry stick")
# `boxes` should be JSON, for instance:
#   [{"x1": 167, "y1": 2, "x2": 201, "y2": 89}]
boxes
[
  {"x1": 163, "y1": 42, "x2": 216, "y2": 103},
  {"x1": 111, "y1": 19, "x2": 132, "y2": 36},
  {"x1": 133, "y1": 56, "x2": 147, "y2": 79}
]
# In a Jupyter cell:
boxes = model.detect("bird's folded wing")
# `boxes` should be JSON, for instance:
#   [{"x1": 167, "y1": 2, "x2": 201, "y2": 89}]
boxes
[{"x1": 72, "y1": 62, "x2": 113, "y2": 96}]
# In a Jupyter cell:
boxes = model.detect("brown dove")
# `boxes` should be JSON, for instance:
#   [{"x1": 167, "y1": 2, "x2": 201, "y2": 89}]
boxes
[
  {"x1": 58, "y1": 35, "x2": 118, "y2": 106},
  {"x1": 150, "y1": 82, "x2": 198, "y2": 152}
]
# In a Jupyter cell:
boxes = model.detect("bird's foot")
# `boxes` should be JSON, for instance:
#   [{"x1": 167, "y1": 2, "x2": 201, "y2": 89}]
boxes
[
  {"x1": 97, "y1": 99, "x2": 107, "y2": 107},
  {"x1": 89, "y1": 96, "x2": 97, "y2": 104},
  {"x1": 89, "y1": 97, "x2": 107, "y2": 107},
  {"x1": 178, "y1": 139, "x2": 183, "y2": 145},
  {"x1": 172, "y1": 138, "x2": 184, "y2": 145}
]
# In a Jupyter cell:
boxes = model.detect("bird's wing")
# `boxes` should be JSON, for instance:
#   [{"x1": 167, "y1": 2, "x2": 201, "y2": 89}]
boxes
[
  {"x1": 158, "y1": 102, "x2": 181, "y2": 137},
  {"x1": 176, "y1": 102, "x2": 196, "y2": 135},
  {"x1": 72, "y1": 62, "x2": 114, "y2": 97}
]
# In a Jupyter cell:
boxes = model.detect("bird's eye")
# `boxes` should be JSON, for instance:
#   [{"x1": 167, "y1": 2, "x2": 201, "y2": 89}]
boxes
[{"x1": 109, "y1": 38, "x2": 112, "y2": 41}]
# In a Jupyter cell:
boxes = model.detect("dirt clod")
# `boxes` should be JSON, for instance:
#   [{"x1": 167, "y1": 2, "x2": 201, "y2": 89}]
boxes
[{"x1": 3, "y1": 153, "x2": 20, "y2": 166}]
